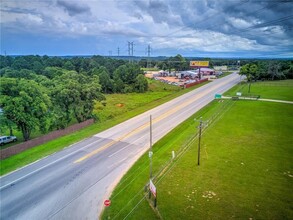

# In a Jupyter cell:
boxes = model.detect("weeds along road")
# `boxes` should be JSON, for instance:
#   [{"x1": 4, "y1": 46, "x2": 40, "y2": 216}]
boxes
[{"x1": 0, "y1": 73, "x2": 240, "y2": 220}]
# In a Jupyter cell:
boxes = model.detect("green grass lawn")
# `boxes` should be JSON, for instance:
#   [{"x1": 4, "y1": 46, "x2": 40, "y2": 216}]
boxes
[
  {"x1": 0, "y1": 79, "x2": 208, "y2": 176},
  {"x1": 93, "y1": 78, "x2": 183, "y2": 121},
  {"x1": 225, "y1": 79, "x2": 293, "y2": 101},
  {"x1": 102, "y1": 80, "x2": 293, "y2": 220}
]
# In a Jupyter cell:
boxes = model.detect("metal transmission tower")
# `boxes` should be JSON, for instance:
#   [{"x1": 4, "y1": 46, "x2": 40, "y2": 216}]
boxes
[
  {"x1": 128, "y1": 41, "x2": 134, "y2": 63},
  {"x1": 146, "y1": 44, "x2": 151, "y2": 69},
  {"x1": 117, "y1": 47, "x2": 120, "y2": 57}
]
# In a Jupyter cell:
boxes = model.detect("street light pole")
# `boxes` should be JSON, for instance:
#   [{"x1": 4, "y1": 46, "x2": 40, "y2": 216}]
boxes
[
  {"x1": 149, "y1": 115, "x2": 153, "y2": 179},
  {"x1": 148, "y1": 115, "x2": 153, "y2": 199}
]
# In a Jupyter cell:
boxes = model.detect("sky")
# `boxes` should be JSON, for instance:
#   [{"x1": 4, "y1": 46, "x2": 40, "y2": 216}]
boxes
[{"x1": 1, "y1": 0, "x2": 293, "y2": 58}]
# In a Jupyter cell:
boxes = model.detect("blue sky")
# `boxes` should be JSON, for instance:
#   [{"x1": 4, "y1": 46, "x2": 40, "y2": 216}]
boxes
[{"x1": 1, "y1": 0, "x2": 293, "y2": 58}]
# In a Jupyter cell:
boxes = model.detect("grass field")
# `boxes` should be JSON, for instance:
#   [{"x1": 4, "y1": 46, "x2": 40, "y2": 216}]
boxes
[
  {"x1": 0, "y1": 79, "x2": 208, "y2": 176},
  {"x1": 93, "y1": 78, "x2": 183, "y2": 121},
  {"x1": 102, "y1": 80, "x2": 293, "y2": 220},
  {"x1": 226, "y1": 79, "x2": 293, "y2": 101}
]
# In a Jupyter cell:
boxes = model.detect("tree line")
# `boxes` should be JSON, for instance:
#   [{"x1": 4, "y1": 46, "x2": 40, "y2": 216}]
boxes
[
  {"x1": 0, "y1": 55, "x2": 291, "y2": 141},
  {"x1": 239, "y1": 60, "x2": 293, "y2": 93},
  {"x1": 0, "y1": 55, "x2": 148, "y2": 141}
]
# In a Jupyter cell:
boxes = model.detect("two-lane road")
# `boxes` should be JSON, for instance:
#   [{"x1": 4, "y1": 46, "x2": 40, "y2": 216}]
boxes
[{"x1": 0, "y1": 73, "x2": 240, "y2": 219}]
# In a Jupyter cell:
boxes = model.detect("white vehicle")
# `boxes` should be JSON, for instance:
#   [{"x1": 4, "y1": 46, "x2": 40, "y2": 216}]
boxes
[{"x1": 0, "y1": 136, "x2": 17, "y2": 145}]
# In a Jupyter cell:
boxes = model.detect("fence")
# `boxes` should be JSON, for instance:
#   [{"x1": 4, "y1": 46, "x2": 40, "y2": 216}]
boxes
[{"x1": 0, "y1": 119, "x2": 94, "y2": 160}]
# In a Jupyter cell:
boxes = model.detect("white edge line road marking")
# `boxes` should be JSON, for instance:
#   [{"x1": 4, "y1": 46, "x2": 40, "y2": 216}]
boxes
[
  {"x1": 107, "y1": 157, "x2": 128, "y2": 169},
  {"x1": 108, "y1": 145, "x2": 129, "y2": 158},
  {"x1": 1, "y1": 74, "x2": 240, "y2": 190},
  {"x1": 0, "y1": 139, "x2": 103, "y2": 190}
]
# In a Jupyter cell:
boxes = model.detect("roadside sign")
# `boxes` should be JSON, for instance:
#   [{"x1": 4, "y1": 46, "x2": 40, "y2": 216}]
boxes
[
  {"x1": 104, "y1": 199, "x2": 111, "y2": 207},
  {"x1": 190, "y1": 61, "x2": 209, "y2": 67},
  {"x1": 149, "y1": 151, "x2": 153, "y2": 158},
  {"x1": 236, "y1": 92, "x2": 242, "y2": 96},
  {"x1": 215, "y1": 94, "x2": 222, "y2": 99},
  {"x1": 172, "y1": 151, "x2": 175, "y2": 159},
  {"x1": 149, "y1": 180, "x2": 157, "y2": 197}
]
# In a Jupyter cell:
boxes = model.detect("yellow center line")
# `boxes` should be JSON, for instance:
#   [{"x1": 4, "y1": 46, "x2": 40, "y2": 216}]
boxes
[
  {"x1": 74, "y1": 79, "x2": 229, "y2": 163},
  {"x1": 74, "y1": 140, "x2": 116, "y2": 163}
]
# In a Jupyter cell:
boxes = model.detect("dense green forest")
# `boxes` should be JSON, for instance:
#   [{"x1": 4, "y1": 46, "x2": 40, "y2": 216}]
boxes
[
  {"x1": 0, "y1": 55, "x2": 292, "y2": 142},
  {"x1": 0, "y1": 55, "x2": 147, "y2": 141}
]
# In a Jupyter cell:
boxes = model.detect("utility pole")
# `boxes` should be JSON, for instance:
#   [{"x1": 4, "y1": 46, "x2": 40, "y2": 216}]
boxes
[
  {"x1": 147, "y1": 44, "x2": 151, "y2": 69},
  {"x1": 148, "y1": 115, "x2": 153, "y2": 200},
  {"x1": 198, "y1": 117, "x2": 203, "y2": 166},
  {"x1": 195, "y1": 117, "x2": 206, "y2": 166},
  {"x1": 131, "y1": 42, "x2": 134, "y2": 62},
  {"x1": 147, "y1": 115, "x2": 157, "y2": 208},
  {"x1": 128, "y1": 42, "x2": 131, "y2": 56}
]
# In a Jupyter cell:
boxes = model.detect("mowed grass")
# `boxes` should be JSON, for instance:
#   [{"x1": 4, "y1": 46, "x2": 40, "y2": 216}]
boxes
[
  {"x1": 0, "y1": 79, "x2": 208, "y2": 176},
  {"x1": 155, "y1": 101, "x2": 293, "y2": 220},
  {"x1": 94, "y1": 78, "x2": 183, "y2": 121},
  {"x1": 226, "y1": 79, "x2": 293, "y2": 101},
  {"x1": 102, "y1": 81, "x2": 293, "y2": 220},
  {"x1": 101, "y1": 100, "x2": 226, "y2": 220}
]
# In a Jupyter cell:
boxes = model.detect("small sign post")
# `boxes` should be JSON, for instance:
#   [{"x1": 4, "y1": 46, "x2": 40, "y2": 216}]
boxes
[
  {"x1": 149, "y1": 179, "x2": 157, "y2": 207},
  {"x1": 215, "y1": 94, "x2": 222, "y2": 99},
  {"x1": 150, "y1": 180, "x2": 156, "y2": 197},
  {"x1": 172, "y1": 151, "x2": 175, "y2": 160},
  {"x1": 104, "y1": 199, "x2": 111, "y2": 207}
]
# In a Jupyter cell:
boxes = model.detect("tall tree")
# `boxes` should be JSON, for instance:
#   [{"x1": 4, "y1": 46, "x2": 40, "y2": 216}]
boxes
[
  {"x1": 134, "y1": 74, "x2": 148, "y2": 93},
  {"x1": 0, "y1": 78, "x2": 51, "y2": 140},
  {"x1": 99, "y1": 70, "x2": 113, "y2": 93},
  {"x1": 268, "y1": 61, "x2": 283, "y2": 80},
  {"x1": 240, "y1": 63, "x2": 258, "y2": 93},
  {"x1": 52, "y1": 71, "x2": 105, "y2": 125}
]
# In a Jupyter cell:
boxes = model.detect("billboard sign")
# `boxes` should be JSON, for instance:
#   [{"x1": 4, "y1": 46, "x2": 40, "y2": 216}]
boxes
[{"x1": 190, "y1": 61, "x2": 209, "y2": 67}]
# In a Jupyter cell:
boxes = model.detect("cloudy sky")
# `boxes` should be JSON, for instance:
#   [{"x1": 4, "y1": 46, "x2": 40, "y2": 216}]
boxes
[{"x1": 1, "y1": 0, "x2": 293, "y2": 58}]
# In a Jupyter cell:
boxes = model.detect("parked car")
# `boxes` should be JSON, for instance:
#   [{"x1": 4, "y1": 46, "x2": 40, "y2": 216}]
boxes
[{"x1": 0, "y1": 136, "x2": 17, "y2": 145}]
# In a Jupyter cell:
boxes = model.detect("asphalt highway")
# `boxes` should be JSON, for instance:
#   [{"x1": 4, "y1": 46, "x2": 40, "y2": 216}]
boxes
[{"x1": 0, "y1": 73, "x2": 240, "y2": 220}]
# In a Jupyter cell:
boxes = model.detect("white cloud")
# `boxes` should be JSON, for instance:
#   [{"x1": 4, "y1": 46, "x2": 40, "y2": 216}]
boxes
[
  {"x1": 1, "y1": 0, "x2": 292, "y2": 56},
  {"x1": 227, "y1": 17, "x2": 259, "y2": 29},
  {"x1": 147, "y1": 29, "x2": 274, "y2": 53}
]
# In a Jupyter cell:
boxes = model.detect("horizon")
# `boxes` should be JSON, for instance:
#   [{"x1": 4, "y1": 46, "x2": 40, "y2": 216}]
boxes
[
  {"x1": 3, "y1": 54, "x2": 293, "y2": 60},
  {"x1": 1, "y1": 0, "x2": 293, "y2": 59}
]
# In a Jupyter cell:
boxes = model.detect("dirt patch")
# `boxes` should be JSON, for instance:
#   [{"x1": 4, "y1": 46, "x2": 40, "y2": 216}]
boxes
[{"x1": 116, "y1": 103, "x2": 124, "y2": 108}]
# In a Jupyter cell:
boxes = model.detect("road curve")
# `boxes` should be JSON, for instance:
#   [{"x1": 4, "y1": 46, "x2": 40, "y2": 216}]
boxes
[{"x1": 0, "y1": 73, "x2": 240, "y2": 220}]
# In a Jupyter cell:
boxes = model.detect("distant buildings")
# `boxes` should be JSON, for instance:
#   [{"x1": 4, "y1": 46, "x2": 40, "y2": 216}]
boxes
[
  {"x1": 214, "y1": 66, "x2": 228, "y2": 71},
  {"x1": 179, "y1": 68, "x2": 215, "y2": 79}
]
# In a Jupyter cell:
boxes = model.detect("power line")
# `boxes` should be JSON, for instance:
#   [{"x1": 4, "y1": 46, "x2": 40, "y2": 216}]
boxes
[
  {"x1": 242, "y1": 15, "x2": 293, "y2": 31},
  {"x1": 151, "y1": 0, "x2": 291, "y2": 50},
  {"x1": 155, "y1": 0, "x2": 250, "y2": 40},
  {"x1": 110, "y1": 99, "x2": 237, "y2": 220}
]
